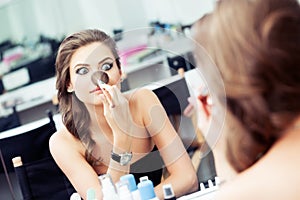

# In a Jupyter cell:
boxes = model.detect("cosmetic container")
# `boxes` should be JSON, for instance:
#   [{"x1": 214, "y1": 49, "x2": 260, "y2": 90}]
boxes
[
  {"x1": 137, "y1": 176, "x2": 157, "y2": 200},
  {"x1": 116, "y1": 180, "x2": 133, "y2": 200},
  {"x1": 86, "y1": 188, "x2": 96, "y2": 200},
  {"x1": 120, "y1": 174, "x2": 141, "y2": 200},
  {"x1": 163, "y1": 184, "x2": 176, "y2": 200},
  {"x1": 99, "y1": 174, "x2": 119, "y2": 200},
  {"x1": 70, "y1": 192, "x2": 81, "y2": 200}
]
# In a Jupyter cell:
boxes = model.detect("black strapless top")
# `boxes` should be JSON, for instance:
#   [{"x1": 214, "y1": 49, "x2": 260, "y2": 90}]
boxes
[{"x1": 130, "y1": 146, "x2": 164, "y2": 186}]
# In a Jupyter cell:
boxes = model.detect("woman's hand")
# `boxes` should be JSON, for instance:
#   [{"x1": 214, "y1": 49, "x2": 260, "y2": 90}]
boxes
[{"x1": 99, "y1": 84, "x2": 134, "y2": 147}]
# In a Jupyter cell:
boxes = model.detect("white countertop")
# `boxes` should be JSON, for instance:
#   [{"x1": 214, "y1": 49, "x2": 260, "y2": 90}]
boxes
[
  {"x1": 0, "y1": 114, "x2": 63, "y2": 139},
  {"x1": 0, "y1": 77, "x2": 57, "y2": 116}
]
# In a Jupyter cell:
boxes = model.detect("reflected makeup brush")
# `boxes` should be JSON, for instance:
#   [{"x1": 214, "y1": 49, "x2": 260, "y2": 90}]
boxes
[{"x1": 91, "y1": 71, "x2": 115, "y2": 107}]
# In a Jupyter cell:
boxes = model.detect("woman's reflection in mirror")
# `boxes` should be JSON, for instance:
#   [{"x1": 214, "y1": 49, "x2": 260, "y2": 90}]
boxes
[{"x1": 49, "y1": 29, "x2": 198, "y2": 200}]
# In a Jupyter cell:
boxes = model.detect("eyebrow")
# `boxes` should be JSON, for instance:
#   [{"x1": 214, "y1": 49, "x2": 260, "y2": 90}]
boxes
[{"x1": 73, "y1": 56, "x2": 114, "y2": 69}]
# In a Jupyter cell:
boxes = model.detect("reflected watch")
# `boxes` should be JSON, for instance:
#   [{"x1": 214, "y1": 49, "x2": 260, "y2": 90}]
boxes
[{"x1": 111, "y1": 151, "x2": 132, "y2": 166}]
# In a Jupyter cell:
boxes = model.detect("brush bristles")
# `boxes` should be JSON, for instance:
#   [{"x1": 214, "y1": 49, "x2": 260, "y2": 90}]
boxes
[{"x1": 91, "y1": 71, "x2": 109, "y2": 86}]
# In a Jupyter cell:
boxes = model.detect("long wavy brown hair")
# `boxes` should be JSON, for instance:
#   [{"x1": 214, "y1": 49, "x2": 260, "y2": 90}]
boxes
[
  {"x1": 55, "y1": 29, "x2": 121, "y2": 163},
  {"x1": 193, "y1": 0, "x2": 300, "y2": 172}
]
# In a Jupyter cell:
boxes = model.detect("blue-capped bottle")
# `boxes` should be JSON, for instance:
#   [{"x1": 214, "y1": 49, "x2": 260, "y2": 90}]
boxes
[
  {"x1": 120, "y1": 174, "x2": 141, "y2": 200},
  {"x1": 137, "y1": 176, "x2": 158, "y2": 200}
]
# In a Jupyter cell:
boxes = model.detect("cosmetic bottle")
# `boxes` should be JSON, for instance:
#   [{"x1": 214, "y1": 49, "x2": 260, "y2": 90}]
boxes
[
  {"x1": 120, "y1": 174, "x2": 141, "y2": 200},
  {"x1": 137, "y1": 176, "x2": 158, "y2": 200},
  {"x1": 70, "y1": 192, "x2": 81, "y2": 200},
  {"x1": 163, "y1": 184, "x2": 176, "y2": 200},
  {"x1": 215, "y1": 176, "x2": 221, "y2": 187},
  {"x1": 116, "y1": 180, "x2": 133, "y2": 200},
  {"x1": 86, "y1": 188, "x2": 96, "y2": 200},
  {"x1": 99, "y1": 174, "x2": 119, "y2": 200}
]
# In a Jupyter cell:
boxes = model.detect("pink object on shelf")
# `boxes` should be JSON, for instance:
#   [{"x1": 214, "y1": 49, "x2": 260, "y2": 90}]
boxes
[
  {"x1": 119, "y1": 44, "x2": 148, "y2": 66},
  {"x1": 3, "y1": 53, "x2": 23, "y2": 65}
]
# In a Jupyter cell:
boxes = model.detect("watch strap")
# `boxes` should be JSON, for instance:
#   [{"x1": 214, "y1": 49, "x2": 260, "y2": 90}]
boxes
[
  {"x1": 111, "y1": 151, "x2": 121, "y2": 163},
  {"x1": 111, "y1": 151, "x2": 132, "y2": 166}
]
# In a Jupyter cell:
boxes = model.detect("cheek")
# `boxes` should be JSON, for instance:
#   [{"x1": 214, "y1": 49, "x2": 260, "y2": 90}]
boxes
[
  {"x1": 73, "y1": 76, "x2": 91, "y2": 100},
  {"x1": 75, "y1": 75, "x2": 90, "y2": 88},
  {"x1": 107, "y1": 70, "x2": 121, "y2": 84}
]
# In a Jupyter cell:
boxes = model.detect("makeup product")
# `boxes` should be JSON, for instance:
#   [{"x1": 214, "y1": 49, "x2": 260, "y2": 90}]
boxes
[
  {"x1": 70, "y1": 192, "x2": 81, "y2": 200},
  {"x1": 91, "y1": 71, "x2": 115, "y2": 108},
  {"x1": 120, "y1": 174, "x2": 141, "y2": 200},
  {"x1": 177, "y1": 177, "x2": 220, "y2": 200},
  {"x1": 137, "y1": 176, "x2": 157, "y2": 200},
  {"x1": 163, "y1": 184, "x2": 176, "y2": 200},
  {"x1": 86, "y1": 188, "x2": 96, "y2": 200},
  {"x1": 116, "y1": 180, "x2": 133, "y2": 200},
  {"x1": 99, "y1": 174, "x2": 119, "y2": 200},
  {"x1": 91, "y1": 71, "x2": 109, "y2": 86}
]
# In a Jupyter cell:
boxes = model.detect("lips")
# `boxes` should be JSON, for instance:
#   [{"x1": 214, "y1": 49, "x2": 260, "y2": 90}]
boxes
[{"x1": 89, "y1": 87, "x2": 102, "y2": 94}]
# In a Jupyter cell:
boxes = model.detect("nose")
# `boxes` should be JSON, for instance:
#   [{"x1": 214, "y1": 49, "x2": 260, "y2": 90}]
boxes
[{"x1": 91, "y1": 71, "x2": 109, "y2": 86}]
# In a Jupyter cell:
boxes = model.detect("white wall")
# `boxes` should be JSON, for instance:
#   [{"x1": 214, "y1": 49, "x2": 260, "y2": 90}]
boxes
[
  {"x1": 0, "y1": 8, "x2": 11, "y2": 42},
  {"x1": 0, "y1": 0, "x2": 216, "y2": 43},
  {"x1": 142, "y1": 0, "x2": 215, "y2": 25},
  {"x1": 0, "y1": 0, "x2": 123, "y2": 43},
  {"x1": 114, "y1": 0, "x2": 148, "y2": 30}
]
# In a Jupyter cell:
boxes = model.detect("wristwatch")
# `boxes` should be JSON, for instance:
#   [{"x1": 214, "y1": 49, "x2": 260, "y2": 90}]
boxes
[{"x1": 111, "y1": 151, "x2": 132, "y2": 166}]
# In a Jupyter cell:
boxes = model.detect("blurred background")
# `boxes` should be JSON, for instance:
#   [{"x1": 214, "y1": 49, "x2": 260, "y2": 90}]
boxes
[
  {"x1": 0, "y1": 0, "x2": 215, "y2": 42},
  {"x1": 0, "y1": 0, "x2": 216, "y2": 123}
]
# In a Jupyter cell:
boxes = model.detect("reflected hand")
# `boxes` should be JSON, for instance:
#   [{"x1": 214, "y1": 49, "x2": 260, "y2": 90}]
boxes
[
  {"x1": 184, "y1": 87, "x2": 212, "y2": 119},
  {"x1": 183, "y1": 97, "x2": 196, "y2": 118}
]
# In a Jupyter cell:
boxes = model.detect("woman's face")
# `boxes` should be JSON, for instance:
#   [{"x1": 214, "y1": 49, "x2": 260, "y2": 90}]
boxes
[{"x1": 68, "y1": 42, "x2": 121, "y2": 105}]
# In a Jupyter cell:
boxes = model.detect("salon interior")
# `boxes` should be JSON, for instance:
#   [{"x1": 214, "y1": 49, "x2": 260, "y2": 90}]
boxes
[{"x1": 0, "y1": 0, "x2": 217, "y2": 199}]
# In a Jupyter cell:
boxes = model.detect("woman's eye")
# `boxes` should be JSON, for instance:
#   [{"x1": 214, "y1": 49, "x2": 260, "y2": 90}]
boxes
[
  {"x1": 101, "y1": 63, "x2": 113, "y2": 71},
  {"x1": 76, "y1": 67, "x2": 89, "y2": 75}
]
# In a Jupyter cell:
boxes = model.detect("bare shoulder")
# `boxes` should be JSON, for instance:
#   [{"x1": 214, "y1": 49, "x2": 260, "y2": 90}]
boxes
[
  {"x1": 49, "y1": 127, "x2": 85, "y2": 160},
  {"x1": 125, "y1": 88, "x2": 160, "y2": 105}
]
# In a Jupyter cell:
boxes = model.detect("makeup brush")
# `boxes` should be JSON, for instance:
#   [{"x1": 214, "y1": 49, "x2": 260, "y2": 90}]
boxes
[
  {"x1": 91, "y1": 71, "x2": 115, "y2": 108},
  {"x1": 91, "y1": 71, "x2": 109, "y2": 86}
]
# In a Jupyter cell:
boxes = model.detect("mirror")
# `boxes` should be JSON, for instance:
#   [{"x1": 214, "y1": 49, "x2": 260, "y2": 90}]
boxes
[{"x1": 0, "y1": 2, "x2": 219, "y2": 199}]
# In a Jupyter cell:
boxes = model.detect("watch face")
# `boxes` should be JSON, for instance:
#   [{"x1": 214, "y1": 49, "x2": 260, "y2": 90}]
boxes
[{"x1": 120, "y1": 153, "x2": 132, "y2": 166}]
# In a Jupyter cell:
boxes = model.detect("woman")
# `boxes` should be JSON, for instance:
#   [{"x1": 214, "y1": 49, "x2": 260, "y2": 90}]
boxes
[
  {"x1": 191, "y1": 0, "x2": 300, "y2": 199},
  {"x1": 49, "y1": 29, "x2": 198, "y2": 199}
]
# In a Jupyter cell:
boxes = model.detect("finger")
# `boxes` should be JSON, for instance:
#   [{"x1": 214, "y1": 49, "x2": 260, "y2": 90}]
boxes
[
  {"x1": 101, "y1": 84, "x2": 122, "y2": 108},
  {"x1": 99, "y1": 84, "x2": 115, "y2": 108},
  {"x1": 187, "y1": 97, "x2": 197, "y2": 107},
  {"x1": 183, "y1": 104, "x2": 194, "y2": 117},
  {"x1": 100, "y1": 94, "x2": 110, "y2": 110},
  {"x1": 105, "y1": 85, "x2": 119, "y2": 104},
  {"x1": 110, "y1": 85, "x2": 122, "y2": 104}
]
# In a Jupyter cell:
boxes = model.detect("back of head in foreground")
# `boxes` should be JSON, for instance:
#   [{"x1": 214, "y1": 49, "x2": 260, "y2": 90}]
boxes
[{"x1": 192, "y1": 0, "x2": 300, "y2": 199}]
